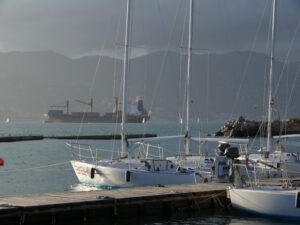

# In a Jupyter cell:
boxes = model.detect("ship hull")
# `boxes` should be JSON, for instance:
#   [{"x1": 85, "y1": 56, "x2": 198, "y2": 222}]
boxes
[{"x1": 45, "y1": 115, "x2": 149, "y2": 123}]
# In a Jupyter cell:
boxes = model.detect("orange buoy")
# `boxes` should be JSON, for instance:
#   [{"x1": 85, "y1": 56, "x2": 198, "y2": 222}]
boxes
[{"x1": 0, "y1": 158, "x2": 4, "y2": 166}]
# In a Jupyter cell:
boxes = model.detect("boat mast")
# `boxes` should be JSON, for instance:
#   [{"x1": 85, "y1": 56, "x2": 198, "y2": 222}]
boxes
[
  {"x1": 266, "y1": 0, "x2": 276, "y2": 152},
  {"x1": 121, "y1": 0, "x2": 131, "y2": 157},
  {"x1": 184, "y1": 0, "x2": 193, "y2": 155}
]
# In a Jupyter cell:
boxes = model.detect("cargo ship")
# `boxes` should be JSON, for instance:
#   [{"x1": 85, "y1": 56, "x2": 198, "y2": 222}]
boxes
[{"x1": 44, "y1": 97, "x2": 150, "y2": 123}]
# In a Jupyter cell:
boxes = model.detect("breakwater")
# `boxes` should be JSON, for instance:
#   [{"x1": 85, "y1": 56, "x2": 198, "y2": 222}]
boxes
[
  {"x1": 0, "y1": 134, "x2": 157, "y2": 142},
  {"x1": 215, "y1": 116, "x2": 300, "y2": 137}
]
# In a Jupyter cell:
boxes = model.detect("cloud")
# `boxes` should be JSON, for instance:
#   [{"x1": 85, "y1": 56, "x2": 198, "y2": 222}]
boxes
[
  {"x1": 0, "y1": 0, "x2": 298, "y2": 60},
  {"x1": 73, "y1": 47, "x2": 158, "y2": 60}
]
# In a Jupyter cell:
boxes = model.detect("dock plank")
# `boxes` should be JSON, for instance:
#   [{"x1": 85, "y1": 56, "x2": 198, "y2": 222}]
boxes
[
  {"x1": 0, "y1": 184, "x2": 229, "y2": 225},
  {"x1": 0, "y1": 184, "x2": 227, "y2": 207}
]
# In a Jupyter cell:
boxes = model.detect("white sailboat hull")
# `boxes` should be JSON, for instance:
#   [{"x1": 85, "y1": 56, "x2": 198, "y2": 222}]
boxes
[
  {"x1": 71, "y1": 160, "x2": 205, "y2": 188},
  {"x1": 229, "y1": 187, "x2": 300, "y2": 220}
]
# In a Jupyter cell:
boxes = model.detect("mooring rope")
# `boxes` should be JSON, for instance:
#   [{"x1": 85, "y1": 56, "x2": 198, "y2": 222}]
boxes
[{"x1": 0, "y1": 161, "x2": 70, "y2": 173}]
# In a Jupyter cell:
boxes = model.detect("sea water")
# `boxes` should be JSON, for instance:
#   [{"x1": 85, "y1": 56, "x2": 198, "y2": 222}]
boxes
[{"x1": 0, "y1": 121, "x2": 299, "y2": 225}]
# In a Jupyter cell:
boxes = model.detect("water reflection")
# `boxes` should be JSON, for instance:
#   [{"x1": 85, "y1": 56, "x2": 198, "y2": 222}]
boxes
[
  {"x1": 85, "y1": 209, "x2": 300, "y2": 225},
  {"x1": 70, "y1": 183, "x2": 103, "y2": 192}
]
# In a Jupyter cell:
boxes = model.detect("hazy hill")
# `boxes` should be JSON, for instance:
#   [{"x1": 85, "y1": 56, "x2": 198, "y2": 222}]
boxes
[{"x1": 0, "y1": 50, "x2": 298, "y2": 122}]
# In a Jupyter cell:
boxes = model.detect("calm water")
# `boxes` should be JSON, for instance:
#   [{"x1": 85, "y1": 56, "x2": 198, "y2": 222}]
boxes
[
  {"x1": 0, "y1": 121, "x2": 299, "y2": 225},
  {"x1": 96, "y1": 209, "x2": 300, "y2": 225}
]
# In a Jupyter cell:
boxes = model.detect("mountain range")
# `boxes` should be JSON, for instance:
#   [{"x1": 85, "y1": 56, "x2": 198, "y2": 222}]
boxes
[{"x1": 0, "y1": 50, "x2": 298, "y2": 122}]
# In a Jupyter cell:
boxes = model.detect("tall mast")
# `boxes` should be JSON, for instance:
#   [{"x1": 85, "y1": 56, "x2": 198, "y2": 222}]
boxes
[
  {"x1": 184, "y1": 0, "x2": 193, "y2": 155},
  {"x1": 121, "y1": 0, "x2": 131, "y2": 157},
  {"x1": 266, "y1": 0, "x2": 276, "y2": 152}
]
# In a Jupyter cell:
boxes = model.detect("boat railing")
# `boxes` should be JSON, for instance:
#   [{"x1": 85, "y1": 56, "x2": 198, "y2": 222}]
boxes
[
  {"x1": 233, "y1": 143, "x2": 251, "y2": 156},
  {"x1": 232, "y1": 159, "x2": 284, "y2": 187},
  {"x1": 66, "y1": 142, "x2": 119, "y2": 163},
  {"x1": 133, "y1": 142, "x2": 164, "y2": 160}
]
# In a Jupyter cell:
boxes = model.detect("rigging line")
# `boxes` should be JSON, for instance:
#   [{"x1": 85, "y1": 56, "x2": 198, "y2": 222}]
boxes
[
  {"x1": 112, "y1": 77, "x2": 124, "y2": 158},
  {"x1": 112, "y1": 0, "x2": 127, "y2": 156},
  {"x1": 142, "y1": 50, "x2": 149, "y2": 133},
  {"x1": 178, "y1": 0, "x2": 188, "y2": 120},
  {"x1": 141, "y1": 53, "x2": 149, "y2": 137},
  {"x1": 273, "y1": 18, "x2": 300, "y2": 99},
  {"x1": 260, "y1": 1, "x2": 273, "y2": 146},
  {"x1": 142, "y1": 0, "x2": 184, "y2": 134},
  {"x1": 283, "y1": 65, "x2": 289, "y2": 135},
  {"x1": 177, "y1": 0, "x2": 189, "y2": 155},
  {"x1": 273, "y1": 19, "x2": 300, "y2": 136},
  {"x1": 136, "y1": 0, "x2": 152, "y2": 137},
  {"x1": 74, "y1": 33, "x2": 108, "y2": 140},
  {"x1": 227, "y1": 0, "x2": 268, "y2": 121},
  {"x1": 200, "y1": 53, "x2": 211, "y2": 155},
  {"x1": 249, "y1": 121, "x2": 267, "y2": 151},
  {"x1": 75, "y1": 50, "x2": 104, "y2": 144},
  {"x1": 282, "y1": 63, "x2": 300, "y2": 122},
  {"x1": 118, "y1": 0, "x2": 134, "y2": 156},
  {"x1": 121, "y1": 0, "x2": 134, "y2": 132},
  {"x1": 128, "y1": 0, "x2": 134, "y2": 78},
  {"x1": 206, "y1": 52, "x2": 210, "y2": 134},
  {"x1": 121, "y1": 0, "x2": 135, "y2": 149},
  {"x1": 113, "y1": 64, "x2": 124, "y2": 158},
  {"x1": 0, "y1": 161, "x2": 69, "y2": 173},
  {"x1": 178, "y1": 56, "x2": 184, "y2": 156},
  {"x1": 131, "y1": 0, "x2": 151, "y2": 137}
]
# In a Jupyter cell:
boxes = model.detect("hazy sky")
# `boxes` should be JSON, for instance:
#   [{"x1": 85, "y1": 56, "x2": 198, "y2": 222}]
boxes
[{"x1": 0, "y1": 0, "x2": 299, "y2": 60}]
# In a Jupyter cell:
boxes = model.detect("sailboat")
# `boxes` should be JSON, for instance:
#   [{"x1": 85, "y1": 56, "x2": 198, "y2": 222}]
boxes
[
  {"x1": 69, "y1": 0, "x2": 214, "y2": 188},
  {"x1": 229, "y1": 186, "x2": 300, "y2": 220},
  {"x1": 228, "y1": 0, "x2": 300, "y2": 219},
  {"x1": 237, "y1": 133, "x2": 300, "y2": 178},
  {"x1": 166, "y1": 0, "x2": 247, "y2": 182},
  {"x1": 125, "y1": 0, "x2": 235, "y2": 184}
]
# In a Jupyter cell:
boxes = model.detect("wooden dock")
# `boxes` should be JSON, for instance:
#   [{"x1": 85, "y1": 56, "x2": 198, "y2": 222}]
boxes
[{"x1": 0, "y1": 183, "x2": 228, "y2": 225}]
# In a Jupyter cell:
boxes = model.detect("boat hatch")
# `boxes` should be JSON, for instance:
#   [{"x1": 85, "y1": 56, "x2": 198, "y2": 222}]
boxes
[{"x1": 153, "y1": 160, "x2": 168, "y2": 171}]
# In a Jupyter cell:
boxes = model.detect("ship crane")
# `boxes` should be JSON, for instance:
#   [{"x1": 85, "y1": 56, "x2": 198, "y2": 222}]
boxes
[
  {"x1": 75, "y1": 98, "x2": 93, "y2": 113},
  {"x1": 50, "y1": 100, "x2": 69, "y2": 115}
]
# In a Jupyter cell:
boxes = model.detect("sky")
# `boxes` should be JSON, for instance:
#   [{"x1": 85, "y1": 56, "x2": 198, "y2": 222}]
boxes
[{"x1": 0, "y1": 0, "x2": 299, "y2": 60}]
